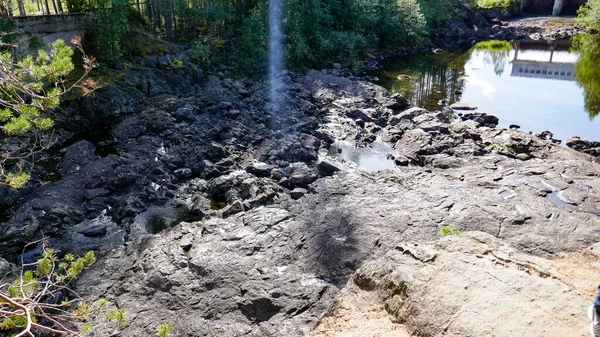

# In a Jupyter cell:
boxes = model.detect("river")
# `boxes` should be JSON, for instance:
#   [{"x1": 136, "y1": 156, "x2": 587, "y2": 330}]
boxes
[{"x1": 373, "y1": 38, "x2": 600, "y2": 143}]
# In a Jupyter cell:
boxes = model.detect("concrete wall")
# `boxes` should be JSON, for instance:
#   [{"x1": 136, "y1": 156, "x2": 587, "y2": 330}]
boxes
[{"x1": 13, "y1": 14, "x2": 87, "y2": 45}]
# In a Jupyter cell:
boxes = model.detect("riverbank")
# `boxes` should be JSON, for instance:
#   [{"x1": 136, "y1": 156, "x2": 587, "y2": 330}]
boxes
[
  {"x1": 70, "y1": 67, "x2": 599, "y2": 336},
  {"x1": 0, "y1": 15, "x2": 598, "y2": 337}
]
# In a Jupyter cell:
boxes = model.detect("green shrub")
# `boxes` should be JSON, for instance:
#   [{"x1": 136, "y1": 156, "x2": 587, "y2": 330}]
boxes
[
  {"x1": 156, "y1": 321, "x2": 174, "y2": 337},
  {"x1": 0, "y1": 37, "x2": 97, "y2": 188},
  {"x1": 0, "y1": 241, "x2": 126, "y2": 335},
  {"x1": 169, "y1": 57, "x2": 183, "y2": 69},
  {"x1": 120, "y1": 30, "x2": 168, "y2": 57},
  {"x1": 477, "y1": 0, "x2": 518, "y2": 8},
  {"x1": 577, "y1": 0, "x2": 600, "y2": 32},
  {"x1": 189, "y1": 41, "x2": 211, "y2": 69},
  {"x1": 441, "y1": 226, "x2": 462, "y2": 236}
]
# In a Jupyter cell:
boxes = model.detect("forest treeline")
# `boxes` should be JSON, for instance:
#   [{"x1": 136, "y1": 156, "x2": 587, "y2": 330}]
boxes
[{"x1": 76, "y1": 0, "x2": 477, "y2": 75}]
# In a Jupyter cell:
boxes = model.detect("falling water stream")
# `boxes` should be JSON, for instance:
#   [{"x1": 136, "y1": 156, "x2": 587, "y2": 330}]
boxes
[{"x1": 268, "y1": 0, "x2": 284, "y2": 111}]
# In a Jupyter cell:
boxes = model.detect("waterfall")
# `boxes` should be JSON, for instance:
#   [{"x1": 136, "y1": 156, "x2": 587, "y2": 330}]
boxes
[{"x1": 268, "y1": 0, "x2": 284, "y2": 112}]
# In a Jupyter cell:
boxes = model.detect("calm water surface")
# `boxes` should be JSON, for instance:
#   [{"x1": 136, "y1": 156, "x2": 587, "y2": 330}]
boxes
[{"x1": 374, "y1": 39, "x2": 600, "y2": 143}]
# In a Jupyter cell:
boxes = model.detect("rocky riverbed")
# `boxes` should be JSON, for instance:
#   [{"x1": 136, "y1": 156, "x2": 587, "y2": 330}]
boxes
[{"x1": 1, "y1": 16, "x2": 599, "y2": 336}]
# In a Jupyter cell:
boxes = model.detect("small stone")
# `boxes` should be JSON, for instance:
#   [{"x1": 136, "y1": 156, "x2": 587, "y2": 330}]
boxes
[
  {"x1": 333, "y1": 63, "x2": 342, "y2": 70},
  {"x1": 174, "y1": 107, "x2": 194, "y2": 122},
  {"x1": 318, "y1": 160, "x2": 343, "y2": 176},
  {"x1": 174, "y1": 168, "x2": 193, "y2": 179},
  {"x1": 395, "y1": 156, "x2": 410, "y2": 166},
  {"x1": 450, "y1": 103, "x2": 478, "y2": 110},
  {"x1": 190, "y1": 195, "x2": 211, "y2": 217},
  {"x1": 79, "y1": 225, "x2": 107, "y2": 238},
  {"x1": 387, "y1": 93, "x2": 410, "y2": 111},
  {"x1": 246, "y1": 162, "x2": 274, "y2": 177},
  {"x1": 482, "y1": 115, "x2": 499, "y2": 125},
  {"x1": 222, "y1": 200, "x2": 244, "y2": 218},
  {"x1": 218, "y1": 101, "x2": 233, "y2": 110},
  {"x1": 179, "y1": 234, "x2": 193, "y2": 252},
  {"x1": 509, "y1": 124, "x2": 520, "y2": 129},
  {"x1": 271, "y1": 168, "x2": 285, "y2": 181},
  {"x1": 516, "y1": 153, "x2": 530, "y2": 161},
  {"x1": 538, "y1": 131, "x2": 554, "y2": 140},
  {"x1": 290, "y1": 188, "x2": 308, "y2": 200},
  {"x1": 226, "y1": 110, "x2": 241, "y2": 119},
  {"x1": 355, "y1": 119, "x2": 365, "y2": 128},
  {"x1": 84, "y1": 188, "x2": 110, "y2": 200},
  {"x1": 566, "y1": 136, "x2": 588, "y2": 148}
]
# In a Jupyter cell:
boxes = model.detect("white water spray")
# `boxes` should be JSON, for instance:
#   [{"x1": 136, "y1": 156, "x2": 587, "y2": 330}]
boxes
[{"x1": 268, "y1": 0, "x2": 284, "y2": 112}]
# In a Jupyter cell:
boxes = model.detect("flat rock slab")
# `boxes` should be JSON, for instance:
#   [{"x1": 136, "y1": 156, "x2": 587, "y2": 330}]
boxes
[{"x1": 319, "y1": 232, "x2": 594, "y2": 337}]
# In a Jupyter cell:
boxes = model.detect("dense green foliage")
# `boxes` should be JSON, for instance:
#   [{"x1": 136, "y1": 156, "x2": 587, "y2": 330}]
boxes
[
  {"x1": 82, "y1": 0, "x2": 131, "y2": 63},
  {"x1": 78, "y1": 0, "x2": 476, "y2": 73},
  {"x1": 577, "y1": 0, "x2": 600, "y2": 32},
  {"x1": 477, "y1": 0, "x2": 518, "y2": 8}
]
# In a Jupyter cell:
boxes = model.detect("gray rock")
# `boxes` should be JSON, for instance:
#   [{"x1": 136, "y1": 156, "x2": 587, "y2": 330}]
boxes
[
  {"x1": 174, "y1": 168, "x2": 193, "y2": 179},
  {"x1": 386, "y1": 93, "x2": 411, "y2": 111},
  {"x1": 59, "y1": 141, "x2": 99, "y2": 176},
  {"x1": 290, "y1": 188, "x2": 308, "y2": 200},
  {"x1": 516, "y1": 153, "x2": 530, "y2": 161},
  {"x1": 246, "y1": 162, "x2": 275, "y2": 177},
  {"x1": 222, "y1": 200, "x2": 245, "y2": 218},
  {"x1": 318, "y1": 160, "x2": 343, "y2": 176},
  {"x1": 84, "y1": 188, "x2": 110, "y2": 200},
  {"x1": 174, "y1": 107, "x2": 194, "y2": 122},
  {"x1": 190, "y1": 195, "x2": 212, "y2": 217},
  {"x1": 394, "y1": 156, "x2": 410, "y2": 166},
  {"x1": 226, "y1": 109, "x2": 242, "y2": 119},
  {"x1": 219, "y1": 101, "x2": 233, "y2": 110},
  {"x1": 78, "y1": 224, "x2": 107, "y2": 238}
]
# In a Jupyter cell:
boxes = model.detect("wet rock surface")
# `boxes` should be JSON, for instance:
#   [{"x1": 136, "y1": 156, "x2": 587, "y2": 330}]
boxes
[{"x1": 1, "y1": 51, "x2": 600, "y2": 336}]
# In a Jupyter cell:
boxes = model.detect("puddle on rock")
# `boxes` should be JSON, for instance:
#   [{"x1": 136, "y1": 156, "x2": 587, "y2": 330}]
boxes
[
  {"x1": 545, "y1": 191, "x2": 578, "y2": 209},
  {"x1": 571, "y1": 182, "x2": 591, "y2": 193},
  {"x1": 499, "y1": 189, "x2": 516, "y2": 199},
  {"x1": 327, "y1": 140, "x2": 399, "y2": 172}
]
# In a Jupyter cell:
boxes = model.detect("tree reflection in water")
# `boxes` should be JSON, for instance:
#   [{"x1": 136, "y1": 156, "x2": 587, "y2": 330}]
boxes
[
  {"x1": 374, "y1": 41, "x2": 512, "y2": 110},
  {"x1": 572, "y1": 34, "x2": 600, "y2": 119},
  {"x1": 375, "y1": 51, "x2": 469, "y2": 110},
  {"x1": 375, "y1": 38, "x2": 598, "y2": 120},
  {"x1": 472, "y1": 40, "x2": 511, "y2": 76}
]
